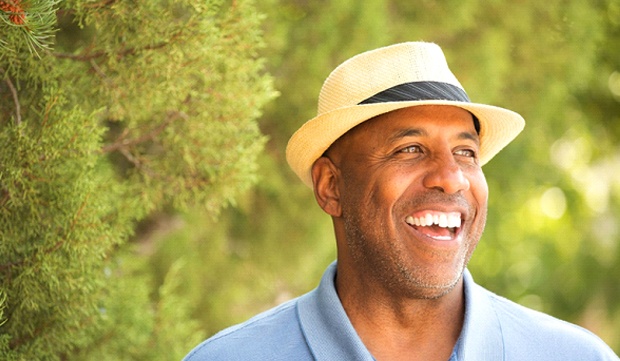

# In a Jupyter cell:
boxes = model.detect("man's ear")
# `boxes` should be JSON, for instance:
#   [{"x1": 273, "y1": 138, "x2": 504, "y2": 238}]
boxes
[{"x1": 311, "y1": 157, "x2": 342, "y2": 217}]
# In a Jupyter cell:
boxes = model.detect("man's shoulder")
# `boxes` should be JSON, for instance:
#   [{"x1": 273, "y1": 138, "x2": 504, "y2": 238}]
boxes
[
  {"x1": 183, "y1": 297, "x2": 314, "y2": 361},
  {"x1": 481, "y1": 286, "x2": 618, "y2": 359}
]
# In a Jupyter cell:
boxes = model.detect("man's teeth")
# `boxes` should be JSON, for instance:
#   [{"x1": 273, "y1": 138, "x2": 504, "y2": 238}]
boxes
[{"x1": 405, "y1": 213, "x2": 461, "y2": 228}]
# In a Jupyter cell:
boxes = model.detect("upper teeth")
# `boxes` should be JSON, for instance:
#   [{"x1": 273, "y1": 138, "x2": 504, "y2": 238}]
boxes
[{"x1": 406, "y1": 213, "x2": 461, "y2": 228}]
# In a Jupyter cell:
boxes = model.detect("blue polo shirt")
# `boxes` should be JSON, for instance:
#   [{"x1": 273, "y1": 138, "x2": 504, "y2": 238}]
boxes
[{"x1": 183, "y1": 262, "x2": 618, "y2": 360}]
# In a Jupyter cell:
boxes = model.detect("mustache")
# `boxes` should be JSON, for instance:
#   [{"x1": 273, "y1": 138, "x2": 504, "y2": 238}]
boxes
[{"x1": 399, "y1": 190, "x2": 474, "y2": 214}]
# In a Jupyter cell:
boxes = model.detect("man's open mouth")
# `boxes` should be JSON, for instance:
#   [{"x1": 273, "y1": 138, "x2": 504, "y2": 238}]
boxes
[{"x1": 405, "y1": 211, "x2": 462, "y2": 241}]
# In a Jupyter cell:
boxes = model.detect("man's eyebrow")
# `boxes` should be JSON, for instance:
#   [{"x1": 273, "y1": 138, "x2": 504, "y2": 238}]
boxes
[
  {"x1": 458, "y1": 132, "x2": 480, "y2": 146},
  {"x1": 388, "y1": 128, "x2": 480, "y2": 145},
  {"x1": 459, "y1": 131, "x2": 480, "y2": 145},
  {"x1": 388, "y1": 128, "x2": 426, "y2": 143}
]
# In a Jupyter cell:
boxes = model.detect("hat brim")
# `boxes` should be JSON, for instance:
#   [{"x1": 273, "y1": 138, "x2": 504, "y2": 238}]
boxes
[{"x1": 286, "y1": 100, "x2": 525, "y2": 188}]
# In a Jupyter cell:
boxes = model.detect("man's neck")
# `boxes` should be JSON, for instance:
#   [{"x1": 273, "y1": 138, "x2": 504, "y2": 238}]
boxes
[{"x1": 336, "y1": 271, "x2": 465, "y2": 361}]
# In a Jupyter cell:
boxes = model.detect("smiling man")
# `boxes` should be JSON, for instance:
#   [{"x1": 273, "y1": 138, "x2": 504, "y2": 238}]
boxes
[{"x1": 184, "y1": 42, "x2": 619, "y2": 361}]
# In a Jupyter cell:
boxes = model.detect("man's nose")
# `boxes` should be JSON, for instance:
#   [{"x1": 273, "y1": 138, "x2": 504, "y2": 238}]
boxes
[{"x1": 422, "y1": 157, "x2": 470, "y2": 194}]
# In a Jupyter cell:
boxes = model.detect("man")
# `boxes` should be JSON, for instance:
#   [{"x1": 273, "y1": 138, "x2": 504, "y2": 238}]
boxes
[{"x1": 184, "y1": 42, "x2": 619, "y2": 360}]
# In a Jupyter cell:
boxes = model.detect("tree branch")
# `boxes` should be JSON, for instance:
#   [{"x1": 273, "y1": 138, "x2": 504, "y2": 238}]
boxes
[
  {"x1": 53, "y1": 41, "x2": 169, "y2": 62},
  {"x1": 82, "y1": 0, "x2": 117, "y2": 8},
  {"x1": 0, "y1": 187, "x2": 9, "y2": 207},
  {"x1": 101, "y1": 111, "x2": 188, "y2": 153},
  {"x1": 1, "y1": 68, "x2": 21, "y2": 125},
  {"x1": 88, "y1": 58, "x2": 113, "y2": 86},
  {"x1": 0, "y1": 240, "x2": 63, "y2": 272}
]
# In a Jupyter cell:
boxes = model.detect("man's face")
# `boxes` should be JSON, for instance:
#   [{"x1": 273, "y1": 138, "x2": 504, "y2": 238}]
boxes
[{"x1": 323, "y1": 105, "x2": 488, "y2": 299}]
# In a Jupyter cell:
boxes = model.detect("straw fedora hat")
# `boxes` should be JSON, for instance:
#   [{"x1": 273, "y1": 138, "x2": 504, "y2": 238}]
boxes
[{"x1": 286, "y1": 41, "x2": 525, "y2": 188}]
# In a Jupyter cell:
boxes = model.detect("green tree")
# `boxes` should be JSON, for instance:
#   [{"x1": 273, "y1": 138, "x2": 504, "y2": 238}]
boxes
[{"x1": 0, "y1": 0, "x2": 275, "y2": 359}]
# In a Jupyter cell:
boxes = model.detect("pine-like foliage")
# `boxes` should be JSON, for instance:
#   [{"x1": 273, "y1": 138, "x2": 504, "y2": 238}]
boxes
[{"x1": 0, "y1": 0, "x2": 275, "y2": 359}]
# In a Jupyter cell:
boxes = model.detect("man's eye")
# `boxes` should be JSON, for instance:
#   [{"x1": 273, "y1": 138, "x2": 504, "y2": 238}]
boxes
[
  {"x1": 455, "y1": 149, "x2": 476, "y2": 158},
  {"x1": 400, "y1": 145, "x2": 422, "y2": 153}
]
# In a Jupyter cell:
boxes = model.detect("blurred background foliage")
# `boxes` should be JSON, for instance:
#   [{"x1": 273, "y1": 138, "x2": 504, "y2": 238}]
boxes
[
  {"x1": 1, "y1": 0, "x2": 619, "y2": 358},
  {"x1": 150, "y1": 0, "x2": 620, "y2": 352}
]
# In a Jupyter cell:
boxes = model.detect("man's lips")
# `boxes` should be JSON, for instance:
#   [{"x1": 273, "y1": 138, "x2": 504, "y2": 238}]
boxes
[{"x1": 405, "y1": 211, "x2": 462, "y2": 241}]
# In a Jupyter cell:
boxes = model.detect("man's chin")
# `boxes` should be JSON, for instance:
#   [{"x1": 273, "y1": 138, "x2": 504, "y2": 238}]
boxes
[{"x1": 401, "y1": 268, "x2": 465, "y2": 300}]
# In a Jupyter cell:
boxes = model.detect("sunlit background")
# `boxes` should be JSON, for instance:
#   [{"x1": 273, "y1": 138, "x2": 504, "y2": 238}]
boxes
[{"x1": 148, "y1": 0, "x2": 620, "y2": 352}]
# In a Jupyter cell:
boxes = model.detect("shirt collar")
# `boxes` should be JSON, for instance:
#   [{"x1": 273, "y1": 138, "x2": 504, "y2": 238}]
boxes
[
  {"x1": 458, "y1": 270, "x2": 505, "y2": 360},
  {"x1": 298, "y1": 262, "x2": 505, "y2": 361},
  {"x1": 297, "y1": 262, "x2": 374, "y2": 360}
]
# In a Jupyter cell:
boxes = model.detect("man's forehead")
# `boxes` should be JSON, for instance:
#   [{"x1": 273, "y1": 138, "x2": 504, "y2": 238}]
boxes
[
  {"x1": 349, "y1": 105, "x2": 478, "y2": 138},
  {"x1": 326, "y1": 106, "x2": 479, "y2": 157}
]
